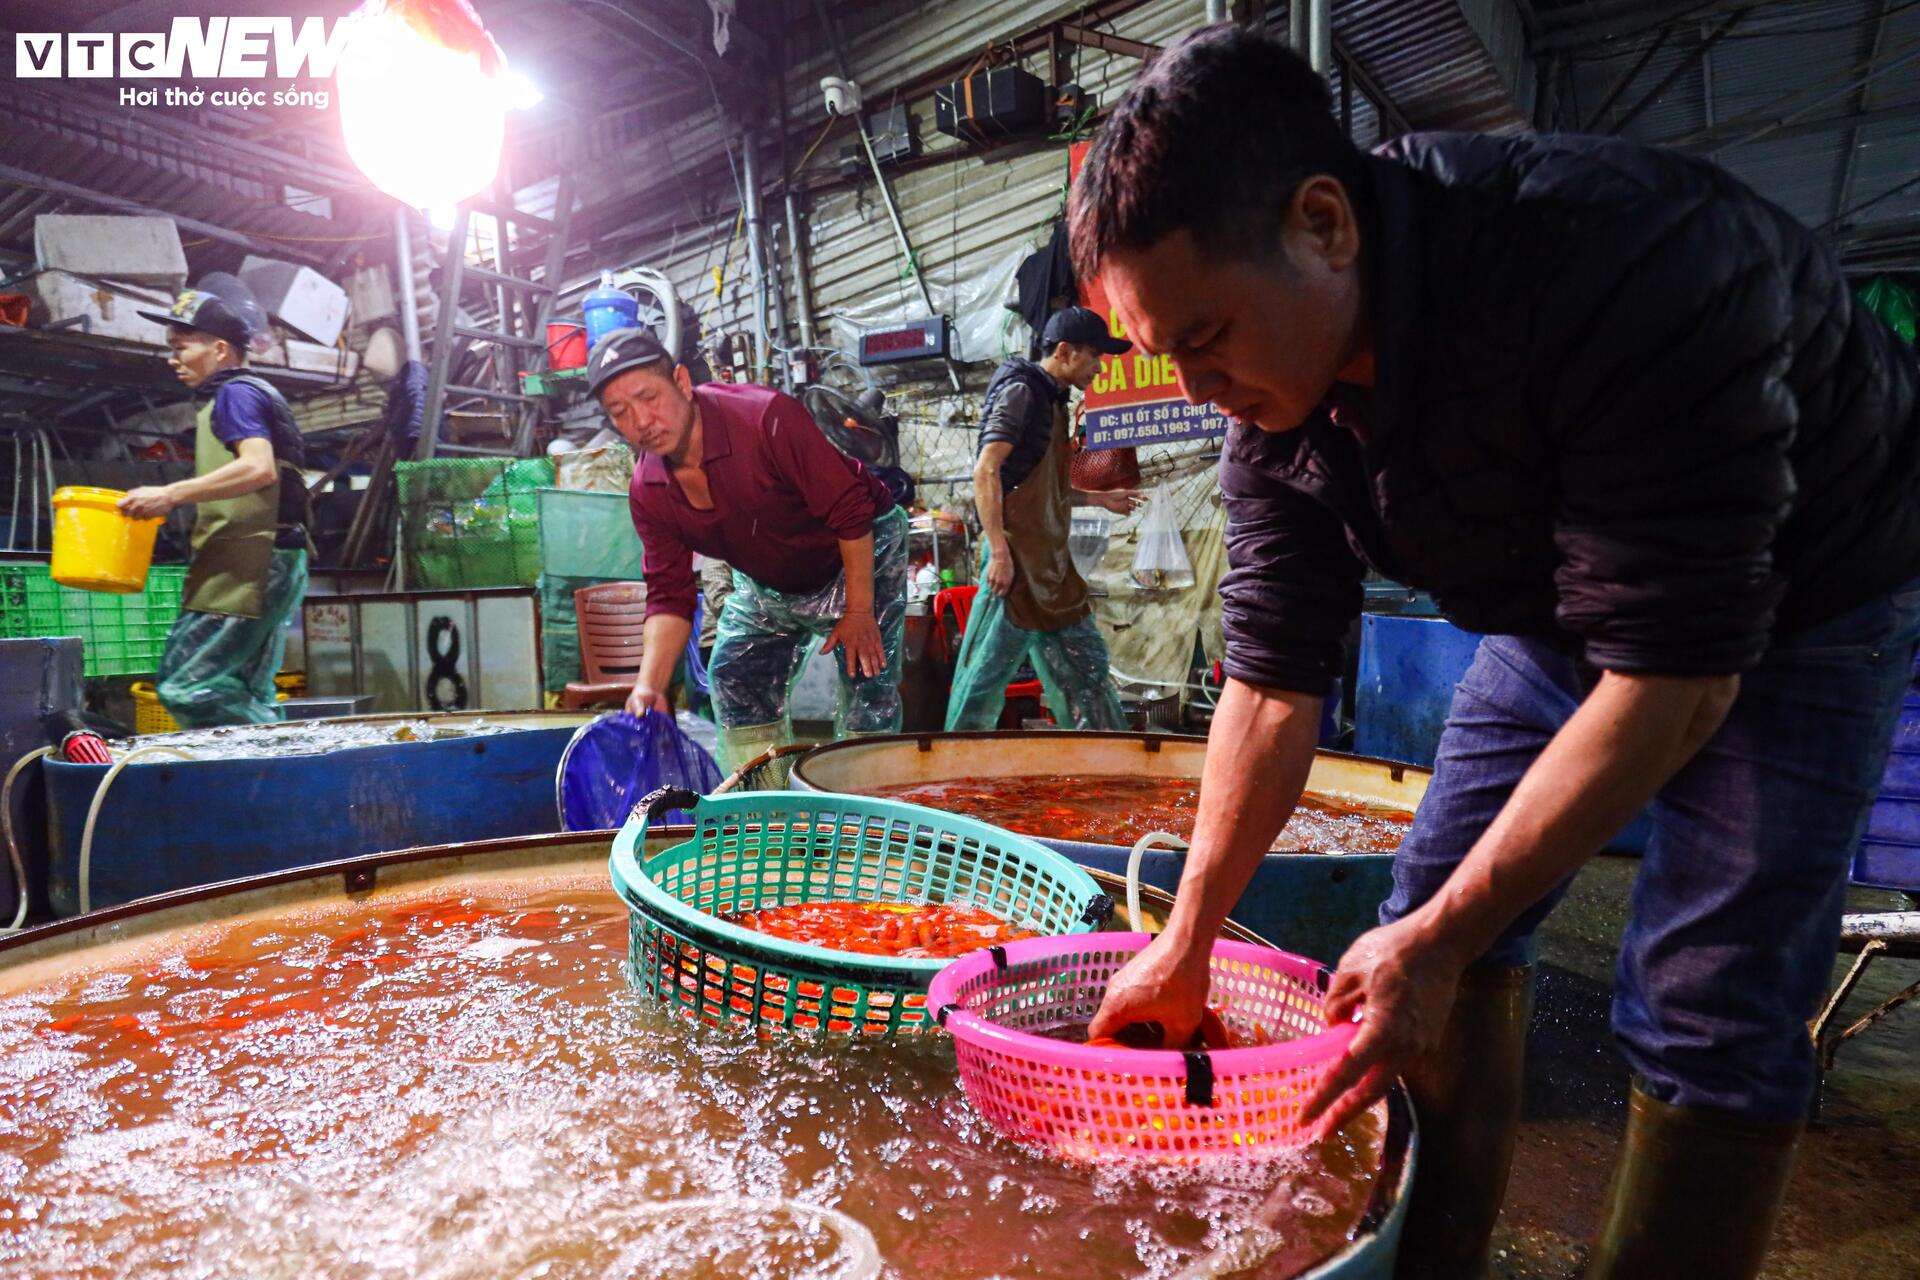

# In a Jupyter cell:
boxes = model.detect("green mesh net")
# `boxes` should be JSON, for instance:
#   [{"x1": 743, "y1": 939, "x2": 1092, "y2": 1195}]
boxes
[{"x1": 394, "y1": 457, "x2": 554, "y2": 589}]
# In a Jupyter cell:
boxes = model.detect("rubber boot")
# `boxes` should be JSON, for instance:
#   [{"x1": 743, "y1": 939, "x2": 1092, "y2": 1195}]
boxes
[
  {"x1": 1396, "y1": 963, "x2": 1533, "y2": 1280},
  {"x1": 1586, "y1": 1084, "x2": 1802, "y2": 1280},
  {"x1": 715, "y1": 719, "x2": 789, "y2": 778}
]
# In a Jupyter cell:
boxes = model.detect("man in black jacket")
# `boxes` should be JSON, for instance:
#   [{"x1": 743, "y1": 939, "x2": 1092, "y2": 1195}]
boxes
[{"x1": 1071, "y1": 26, "x2": 1920, "y2": 1280}]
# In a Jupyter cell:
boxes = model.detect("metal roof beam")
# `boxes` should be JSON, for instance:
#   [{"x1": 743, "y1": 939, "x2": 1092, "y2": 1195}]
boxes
[
  {"x1": 1533, "y1": 0, "x2": 1757, "y2": 55},
  {"x1": 0, "y1": 162, "x2": 331, "y2": 265},
  {"x1": 1834, "y1": 0, "x2": 1898, "y2": 227},
  {"x1": 17, "y1": 82, "x2": 370, "y2": 197},
  {"x1": 1608, "y1": 12, "x2": 1741, "y2": 136},
  {"x1": 1663, "y1": 35, "x2": 1920, "y2": 151},
  {"x1": 1669, "y1": 99, "x2": 1920, "y2": 152}
]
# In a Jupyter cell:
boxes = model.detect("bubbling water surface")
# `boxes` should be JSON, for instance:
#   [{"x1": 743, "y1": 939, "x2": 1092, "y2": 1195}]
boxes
[{"x1": 0, "y1": 873, "x2": 1382, "y2": 1279}]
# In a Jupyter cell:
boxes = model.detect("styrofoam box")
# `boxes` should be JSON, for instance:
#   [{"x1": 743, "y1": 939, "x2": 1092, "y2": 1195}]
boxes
[
  {"x1": 21, "y1": 270, "x2": 174, "y2": 345},
  {"x1": 239, "y1": 255, "x2": 350, "y2": 346},
  {"x1": 343, "y1": 264, "x2": 397, "y2": 325},
  {"x1": 34, "y1": 214, "x2": 187, "y2": 289}
]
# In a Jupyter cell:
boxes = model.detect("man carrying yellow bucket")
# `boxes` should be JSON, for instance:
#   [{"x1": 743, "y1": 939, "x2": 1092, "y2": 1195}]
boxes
[{"x1": 119, "y1": 277, "x2": 310, "y2": 727}]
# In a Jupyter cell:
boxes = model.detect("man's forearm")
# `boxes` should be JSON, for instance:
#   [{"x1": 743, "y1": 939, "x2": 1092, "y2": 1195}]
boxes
[
  {"x1": 837, "y1": 533, "x2": 875, "y2": 613},
  {"x1": 1162, "y1": 678, "x2": 1324, "y2": 951},
  {"x1": 636, "y1": 613, "x2": 692, "y2": 691},
  {"x1": 1406, "y1": 670, "x2": 1739, "y2": 964},
  {"x1": 973, "y1": 464, "x2": 1008, "y2": 553}
]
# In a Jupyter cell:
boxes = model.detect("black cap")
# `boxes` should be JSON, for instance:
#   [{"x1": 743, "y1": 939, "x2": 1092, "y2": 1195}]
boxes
[
  {"x1": 1042, "y1": 305, "x2": 1131, "y2": 356},
  {"x1": 137, "y1": 287, "x2": 254, "y2": 348},
  {"x1": 586, "y1": 326, "x2": 672, "y2": 397}
]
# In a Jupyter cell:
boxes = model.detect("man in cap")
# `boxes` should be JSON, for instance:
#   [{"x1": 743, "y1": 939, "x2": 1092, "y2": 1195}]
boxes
[
  {"x1": 946, "y1": 306, "x2": 1143, "y2": 731},
  {"x1": 121, "y1": 281, "x2": 310, "y2": 727},
  {"x1": 586, "y1": 327, "x2": 907, "y2": 771},
  {"x1": 1070, "y1": 26, "x2": 1920, "y2": 1279}
]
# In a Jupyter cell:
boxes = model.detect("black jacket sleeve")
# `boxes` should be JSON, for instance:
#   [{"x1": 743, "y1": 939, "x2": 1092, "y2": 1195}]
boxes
[
  {"x1": 1537, "y1": 188, "x2": 1801, "y2": 675},
  {"x1": 1217, "y1": 426, "x2": 1365, "y2": 696}
]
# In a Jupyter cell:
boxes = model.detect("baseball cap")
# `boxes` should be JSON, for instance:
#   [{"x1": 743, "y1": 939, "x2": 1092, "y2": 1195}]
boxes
[
  {"x1": 586, "y1": 327, "x2": 673, "y2": 397},
  {"x1": 1042, "y1": 305, "x2": 1131, "y2": 356},
  {"x1": 137, "y1": 279, "x2": 258, "y2": 348}
]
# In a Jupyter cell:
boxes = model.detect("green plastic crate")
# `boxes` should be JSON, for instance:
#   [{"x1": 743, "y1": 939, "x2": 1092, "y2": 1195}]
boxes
[{"x1": 0, "y1": 562, "x2": 187, "y2": 676}]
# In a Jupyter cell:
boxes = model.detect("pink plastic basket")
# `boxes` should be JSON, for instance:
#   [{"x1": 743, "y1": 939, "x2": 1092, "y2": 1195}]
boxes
[{"x1": 928, "y1": 932, "x2": 1357, "y2": 1161}]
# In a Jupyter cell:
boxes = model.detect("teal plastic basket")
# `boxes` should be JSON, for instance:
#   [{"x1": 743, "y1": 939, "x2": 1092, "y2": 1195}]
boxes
[{"x1": 608, "y1": 787, "x2": 1113, "y2": 1037}]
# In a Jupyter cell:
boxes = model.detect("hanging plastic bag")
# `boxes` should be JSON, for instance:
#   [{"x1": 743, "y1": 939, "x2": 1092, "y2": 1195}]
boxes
[
  {"x1": 1858, "y1": 275, "x2": 1918, "y2": 346},
  {"x1": 1130, "y1": 481, "x2": 1194, "y2": 590},
  {"x1": 557, "y1": 710, "x2": 722, "y2": 832}
]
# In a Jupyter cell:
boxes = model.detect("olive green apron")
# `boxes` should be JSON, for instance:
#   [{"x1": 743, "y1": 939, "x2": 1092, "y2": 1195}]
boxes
[
  {"x1": 1003, "y1": 397, "x2": 1091, "y2": 633},
  {"x1": 182, "y1": 398, "x2": 276, "y2": 618}
]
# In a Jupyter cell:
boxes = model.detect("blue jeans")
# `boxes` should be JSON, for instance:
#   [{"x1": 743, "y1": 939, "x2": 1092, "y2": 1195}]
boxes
[{"x1": 1381, "y1": 580, "x2": 1920, "y2": 1119}]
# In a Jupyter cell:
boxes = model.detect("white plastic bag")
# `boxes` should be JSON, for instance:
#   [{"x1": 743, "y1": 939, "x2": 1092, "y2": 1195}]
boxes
[{"x1": 1130, "y1": 482, "x2": 1194, "y2": 590}]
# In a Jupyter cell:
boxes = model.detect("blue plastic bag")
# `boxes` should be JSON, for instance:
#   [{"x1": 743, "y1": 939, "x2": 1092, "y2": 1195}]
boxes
[{"x1": 557, "y1": 710, "x2": 722, "y2": 832}]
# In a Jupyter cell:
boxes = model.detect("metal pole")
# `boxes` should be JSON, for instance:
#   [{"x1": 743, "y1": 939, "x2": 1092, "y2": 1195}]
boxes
[
  {"x1": 1309, "y1": 0, "x2": 1331, "y2": 77},
  {"x1": 392, "y1": 207, "x2": 423, "y2": 365},
  {"x1": 1289, "y1": 0, "x2": 1309, "y2": 55},
  {"x1": 742, "y1": 131, "x2": 772, "y2": 386},
  {"x1": 1205, "y1": 0, "x2": 1227, "y2": 22},
  {"x1": 785, "y1": 191, "x2": 817, "y2": 348},
  {"x1": 768, "y1": 43, "x2": 793, "y2": 386}
]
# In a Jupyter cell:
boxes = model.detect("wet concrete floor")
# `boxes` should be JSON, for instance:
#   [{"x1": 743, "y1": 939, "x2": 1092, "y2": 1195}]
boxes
[{"x1": 1490, "y1": 856, "x2": 1920, "y2": 1278}]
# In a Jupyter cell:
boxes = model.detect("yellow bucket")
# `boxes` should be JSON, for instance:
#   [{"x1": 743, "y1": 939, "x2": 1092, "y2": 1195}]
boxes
[{"x1": 50, "y1": 486, "x2": 162, "y2": 594}]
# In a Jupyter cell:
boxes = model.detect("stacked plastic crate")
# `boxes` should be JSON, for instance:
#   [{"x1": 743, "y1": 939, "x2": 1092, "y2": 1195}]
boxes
[{"x1": 0, "y1": 562, "x2": 187, "y2": 676}]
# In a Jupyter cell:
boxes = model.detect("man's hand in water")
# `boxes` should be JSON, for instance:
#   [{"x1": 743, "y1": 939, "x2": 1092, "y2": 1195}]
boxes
[{"x1": 1086, "y1": 930, "x2": 1213, "y2": 1047}]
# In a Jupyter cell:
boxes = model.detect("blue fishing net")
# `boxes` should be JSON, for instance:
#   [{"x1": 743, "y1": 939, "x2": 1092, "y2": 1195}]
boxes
[{"x1": 557, "y1": 711, "x2": 721, "y2": 832}]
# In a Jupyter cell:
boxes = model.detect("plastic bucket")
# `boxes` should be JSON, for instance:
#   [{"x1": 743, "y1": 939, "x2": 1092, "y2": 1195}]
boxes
[
  {"x1": 546, "y1": 322, "x2": 587, "y2": 370},
  {"x1": 49, "y1": 486, "x2": 161, "y2": 594}
]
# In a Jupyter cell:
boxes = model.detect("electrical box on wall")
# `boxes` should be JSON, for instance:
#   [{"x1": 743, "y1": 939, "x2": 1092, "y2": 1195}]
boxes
[
  {"x1": 715, "y1": 332, "x2": 754, "y2": 382},
  {"x1": 839, "y1": 103, "x2": 920, "y2": 179},
  {"x1": 857, "y1": 316, "x2": 950, "y2": 366},
  {"x1": 934, "y1": 66, "x2": 1047, "y2": 145}
]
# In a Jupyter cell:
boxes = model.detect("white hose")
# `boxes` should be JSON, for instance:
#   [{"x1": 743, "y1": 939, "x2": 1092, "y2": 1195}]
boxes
[
  {"x1": 1, "y1": 746, "x2": 53, "y2": 932},
  {"x1": 78, "y1": 745, "x2": 198, "y2": 915},
  {"x1": 626, "y1": 1197, "x2": 880, "y2": 1279},
  {"x1": 1124, "y1": 830, "x2": 1189, "y2": 932}
]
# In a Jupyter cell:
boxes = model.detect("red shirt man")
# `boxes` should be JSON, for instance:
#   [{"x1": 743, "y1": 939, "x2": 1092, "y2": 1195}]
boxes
[{"x1": 588, "y1": 328, "x2": 906, "y2": 770}]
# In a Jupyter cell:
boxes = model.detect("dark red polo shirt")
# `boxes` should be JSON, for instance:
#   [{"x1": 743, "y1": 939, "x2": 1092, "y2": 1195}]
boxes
[{"x1": 628, "y1": 381, "x2": 895, "y2": 622}]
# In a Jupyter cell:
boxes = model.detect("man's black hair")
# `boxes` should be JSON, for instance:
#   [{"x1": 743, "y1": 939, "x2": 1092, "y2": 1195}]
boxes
[{"x1": 1068, "y1": 25, "x2": 1364, "y2": 281}]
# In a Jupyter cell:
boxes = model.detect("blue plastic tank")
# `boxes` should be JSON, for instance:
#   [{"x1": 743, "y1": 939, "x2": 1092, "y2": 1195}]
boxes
[
  {"x1": 1355, "y1": 612, "x2": 1652, "y2": 854},
  {"x1": 581, "y1": 272, "x2": 639, "y2": 349},
  {"x1": 1857, "y1": 652, "x2": 1920, "y2": 890}
]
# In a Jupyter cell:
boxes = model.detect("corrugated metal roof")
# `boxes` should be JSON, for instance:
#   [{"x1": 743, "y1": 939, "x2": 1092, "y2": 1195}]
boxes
[
  {"x1": 565, "y1": 0, "x2": 1531, "y2": 351},
  {"x1": 1545, "y1": 0, "x2": 1920, "y2": 260},
  {"x1": 1329, "y1": 0, "x2": 1533, "y2": 133}
]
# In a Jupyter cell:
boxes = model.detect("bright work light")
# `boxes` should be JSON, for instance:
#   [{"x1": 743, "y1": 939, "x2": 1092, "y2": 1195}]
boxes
[{"x1": 336, "y1": 0, "x2": 510, "y2": 210}]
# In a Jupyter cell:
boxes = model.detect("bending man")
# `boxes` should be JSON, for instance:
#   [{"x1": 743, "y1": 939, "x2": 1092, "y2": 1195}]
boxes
[
  {"x1": 1073, "y1": 27, "x2": 1920, "y2": 1279},
  {"x1": 587, "y1": 328, "x2": 906, "y2": 771}
]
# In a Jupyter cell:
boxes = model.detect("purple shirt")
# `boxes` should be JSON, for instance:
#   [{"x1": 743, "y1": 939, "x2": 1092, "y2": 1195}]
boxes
[{"x1": 629, "y1": 382, "x2": 895, "y2": 622}]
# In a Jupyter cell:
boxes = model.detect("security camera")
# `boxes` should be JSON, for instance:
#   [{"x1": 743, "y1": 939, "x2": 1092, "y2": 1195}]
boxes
[{"x1": 821, "y1": 76, "x2": 861, "y2": 118}]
